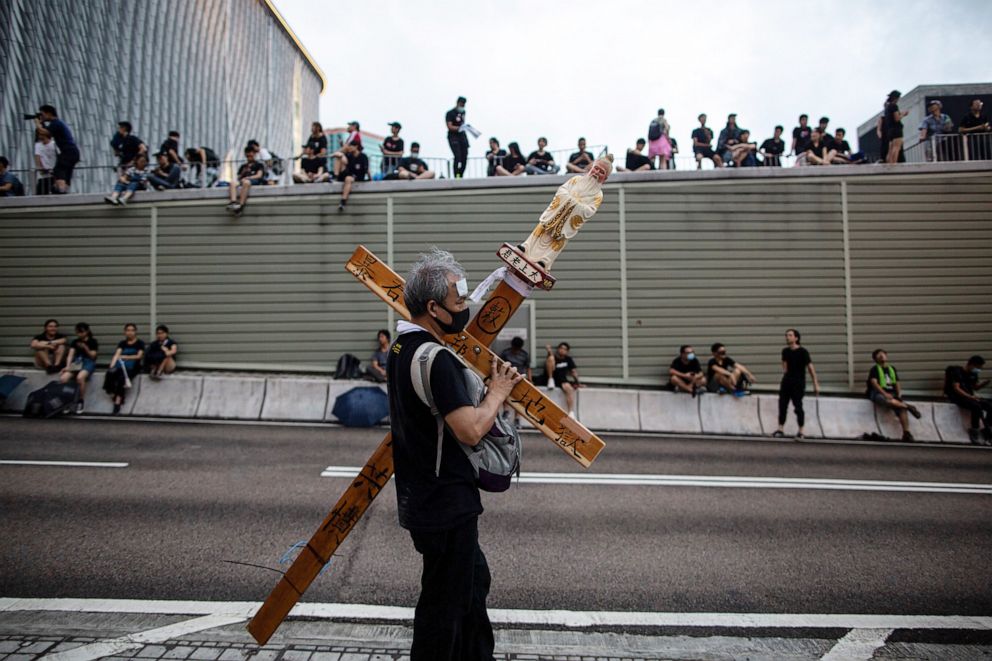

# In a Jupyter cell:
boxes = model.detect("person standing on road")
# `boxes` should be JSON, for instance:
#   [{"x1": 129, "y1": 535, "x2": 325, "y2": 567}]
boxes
[
  {"x1": 387, "y1": 248, "x2": 521, "y2": 661},
  {"x1": 446, "y1": 96, "x2": 469, "y2": 178},
  {"x1": 773, "y1": 329, "x2": 820, "y2": 440}
]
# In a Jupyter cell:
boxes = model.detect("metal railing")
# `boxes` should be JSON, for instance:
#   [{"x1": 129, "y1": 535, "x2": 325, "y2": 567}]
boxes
[{"x1": 904, "y1": 132, "x2": 992, "y2": 164}]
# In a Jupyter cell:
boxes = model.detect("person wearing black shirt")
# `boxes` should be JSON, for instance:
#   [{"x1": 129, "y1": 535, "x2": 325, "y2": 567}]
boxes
[
  {"x1": 60, "y1": 322, "x2": 99, "y2": 414},
  {"x1": 543, "y1": 342, "x2": 581, "y2": 417},
  {"x1": 804, "y1": 129, "x2": 829, "y2": 165},
  {"x1": 387, "y1": 248, "x2": 521, "y2": 661},
  {"x1": 184, "y1": 146, "x2": 220, "y2": 187},
  {"x1": 445, "y1": 96, "x2": 469, "y2": 178},
  {"x1": 226, "y1": 147, "x2": 265, "y2": 215},
  {"x1": 959, "y1": 99, "x2": 991, "y2": 161},
  {"x1": 160, "y1": 131, "x2": 183, "y2": 165},
  {"x1": 867, "y1": 348, "x2": 921, "y2": 441},
  {"x1": 567, "y1": 137, "x2": 594, "y2": 173},
  {"x1": 495, "y1": 142, "x2": 526, "y2": 176},
  {"x1": 716, "y1": 113, "x2": 742, "y2": 164},
  {"x1": 485, "y1": 137, "x2": 507, "y2": 177},
  {"x1": 398, "y1": 142, "x2": 435, "y2": 180},
  {"x1": 791, "y1": 114, "x2": 812, "y2": 156},
  {"x1": 883, "y1": 90, "x2": 909, "y2": 164},
  {"x1": 707, "y1": 342, "x2": 756, "y2": 395},
  {"x1": 337, "y1": 144, "x2": 370, "y2": 211},
  {"x1": 692, "y1": 114, "x2": 723, "y2": 169},
  {"x1": 760, "y1": 125, "x2": 785, "y2": 166},
  {"x1": 103, "y1": 323, "x2": 146, "y2": 415},
  {"x1": 148, "y1": 152, "x2": 182, "y2": 190},
  {"x1": 772, "y1": 329, "x2": 820, "y2": 439},
  {"x1": 381, "y1": 122, "x2": 404, "y2": 174},
  {"x1": 817, "y1": 117, "x2": 834, "y2": 151},
  {"x1": 36, "y1": 104, "x2": 79, "y2": 192},
  {"x1": 30, "y1": 318, "x2": 67, "y2": 372},
  {"x1": 731, "y1": 129, "x2": 758, "y2": 167},
  {"x1": 293, "y1": 145, "x2": 330, "y2": 183},
  {"x1": 111, "y1": 121, "x2": 147, "y2": 171},
  {"x1": 669, "y1": 345, "x2": 705, "y2": 395},
  {"x1": 621, "y1": 139, "x2": 653, "y2": 171},
  {"x1": 944, "y1": 355, "x2": 991, "y2": 443},
  {"x1": 525, "y1": 137, "x2": 560, "y2": 175},
  {"x1": 146, "y1": 324, "x2": 179, "y2": 379}
]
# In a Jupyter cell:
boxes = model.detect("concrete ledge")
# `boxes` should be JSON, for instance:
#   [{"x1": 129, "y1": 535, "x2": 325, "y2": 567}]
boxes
[
  {"x1": 757, "y1": 394, "x2": 824, "y2": 438},
  {"x1": 578, "y1": 388, "x2": 640, "y2": 431},
  {"x1": 699, "y1": 394, "x2": 763, "y2": 436},
  {"x1": 131, "y1": 375, "x2": 204, "y2": 418},
  {"x1": 324, "y1": 380, "x2": 385, "y2": 422},
  {"x1": 874, "y1": 401, "x2": 941, "y2": 442},
  {"x1": 817, "y1": 398, "x2": 880, "y2": 440},
  {"x1": 1, "y1": 369, "x2": 53, "y2": 412},
  {"x1": 931, "y1": 402, "x2": 974, "y2": 444},
  {"x1": 260, "y1": 377, "x2": 329, "y2": 422},
  {"x1": 638, "y1": 391, "x2": 701, "y2": 434},
  {"x1": 196, "y1": 376, "x2": 266, "y2": 420}
]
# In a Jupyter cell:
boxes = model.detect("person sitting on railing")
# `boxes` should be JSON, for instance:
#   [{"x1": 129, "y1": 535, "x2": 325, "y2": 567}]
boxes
[
  {"x1": 945, "y1": 355, "x2": 991, "y2": 444},
  {"x1": 730, "y1": 129, "x2": 758, "y2": 167},
  {"x1": 759, "y1": 125, "x2": 785, "y2": 166},
  {"x1": 293, "y1": 145, "x2": 331, "y2": 184},
  {"x1": 148, "y1": 152, "x2": 181, "y2": 190},
  {"x1": 337, "y1": 143, "x2": 370, "y2": 212},
  {"x1": 184, "y1": 147, "x2": 220, "y2": 187},
  {"x1": 567, "y1": 137, "x2": 594, "y2": 173},
  {"x1": 159, "y1": 130, "x2": 184, "y2": 166},
  {"x1": 226, "y1": 147, "x2": 264, "y2": 216},
  {"x1": 0, "y1": 156, "x2": 25, "y2": 197},
  {"x1": 692, "y1": 113, "x2": 723, "y2": 169},
  {"x1": 247, "y1": 140, "x2": 279, "y2": 184},
  {"x1": 485, "y1": 137, "x2": 506, "y2": 176},
  {"x1": 525, "y1": 137, "x2": 560, "y2": 175},
  {"x1": 397, "y1": 142, "x2": 435, "y2": 180},
  {"x1": 618, "y1": 138, "x2": 653, "y2": 172},
  {"x1": 959, "y1": 99, "x2": 990, "y2": 161},
  {"x1": 866, "y1": 348, "x2": 921, "y2": 442},
  {"x1": 104, "y1": 152, "x2": 148, "y2": 206},
  {"x1": 918, "y1": 100, "x2": 954, "y2": 162},
  {"x1": 34, "y1": 127, "x2": 57, "y2": 194},
  {"x1": 494, "y1": 142, "x2": 526, "y2": 176},
  {"x1": 381, "y1": 122, "x2": 404, "y2": 176},
  {"x1": 716, "y1": 113, "x2": 742, "y2": 166},
  {"x1": 110, "y1": 121, "x2": 147, "y2": 173}
]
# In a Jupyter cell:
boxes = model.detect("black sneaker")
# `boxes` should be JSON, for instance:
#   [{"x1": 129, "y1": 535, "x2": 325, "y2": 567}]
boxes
[
  {"x1": 112, "y1": 403, "x2": 121, "y2": 415},
  {"x1": 902, "y1": 431, "x2": 915, "y2": 442},
  {"x1": 75, "y1": 400, "x2": 84, "y2": 415},
  {"x1": 969, "y1": 428, "x2": 981, "y2": 443},
  {"x1": 907, "y1": 404, "x2": 922, "y2": 420}
]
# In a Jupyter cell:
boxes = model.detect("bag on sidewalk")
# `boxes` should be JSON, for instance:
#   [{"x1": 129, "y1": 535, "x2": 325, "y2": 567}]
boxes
[
  {"x1": 334, "y1": 353, "x2": 363, "y2": 380},
  {"x1": 23, "y1": 381, "x2": 79, "y2": 418}
]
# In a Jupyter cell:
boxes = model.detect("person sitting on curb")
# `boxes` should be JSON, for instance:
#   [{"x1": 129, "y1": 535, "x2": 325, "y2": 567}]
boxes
[
  {"x1": 944, "y1": 355, "x2": 991, "y2": 444},
  {"x1": 104, "y1": 153, "x2": 148, "y2": 206},
  {"x1": 499, "y1": 337, "x2": 533, "y2": 428},
  {"x1": 545, "y1": 342, "x2": 581, "y2": 417},
  {"x1": 706, "y1": 342, "x2": 756, "y2": 396},
  {"x1": 669, "y1": 345, "x2": 705, "y2": 396},
  {"x1": 60, "y1": 322, "x2": 98, "y2": 414},
  {"x1": 145, "y1": 324, "x2": 179, "y2": 379},
  {"x1": 867, "y1": 348, "x2": 922, "y2": 442},
  {"x1": 103, "y1": 323, "x2": 145, "y2": 415},
  {"x1": 367, "y1": 329, "x2": 391, "y2": 383},
  {"x1": 30, "y1": 318, "x2": 67, "y2": 373}
]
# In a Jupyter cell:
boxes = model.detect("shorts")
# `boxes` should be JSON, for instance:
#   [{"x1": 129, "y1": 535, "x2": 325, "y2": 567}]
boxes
[
  {"x1": 869, "y1": 389, "x2": 898, "y2": 406},
  {"x1": 53, "y1": 148, "x2": 80, "y2": 183},
  {"x1": 887, "y1": 126, "x2": 904, "y2": 140},
  {"x1": 244, "y1": 177, "x2": 264, "y2": 186},
  {"x1": 68, "y1": 357, "x2": 96, "y2": 374},
  {"x1": 694, "y1": 147, "x2": 716, "y2": 159}
]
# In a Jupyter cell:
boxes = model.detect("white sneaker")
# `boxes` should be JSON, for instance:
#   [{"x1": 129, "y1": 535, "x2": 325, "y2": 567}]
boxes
[
  {"x1": 568, "y1": 410, "x2": 575, "y2": 418},
  {"x1": 546, "y1": 383, "x2": 556, "y2": 391}
]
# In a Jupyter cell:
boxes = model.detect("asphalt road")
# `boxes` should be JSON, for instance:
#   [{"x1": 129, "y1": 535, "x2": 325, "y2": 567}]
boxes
[{"x1": 2, "y1": 416, "x2": 991, "y2": 618}]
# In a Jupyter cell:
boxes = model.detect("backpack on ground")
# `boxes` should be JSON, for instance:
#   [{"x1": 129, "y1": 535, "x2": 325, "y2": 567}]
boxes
[
  {"x1": 22, "y1": 380, "x2": 79, "y2": 418},
  {"x1": 411, "y1": 342, "x2": 521, "y2": 493},
  {"x1": 334, "y1": 353, "x2": 363, "y2": 380},
  {"x1": 648, "y1": 120, "x2": 663, "y2": 141}
]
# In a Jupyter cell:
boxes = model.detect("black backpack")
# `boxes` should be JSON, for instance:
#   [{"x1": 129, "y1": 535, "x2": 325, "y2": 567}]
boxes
[
  {"x1": 648, "y1": 120, "x2": 663, "y2": 141},
  {"x1": 23, "y1": 381, "x2": 79, "y2": 418},
  {"x1": 334, "y1": 354, "x2": 363, "y2": 380}
]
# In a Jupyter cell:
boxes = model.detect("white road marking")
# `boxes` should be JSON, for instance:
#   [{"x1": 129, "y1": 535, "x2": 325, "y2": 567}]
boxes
[
  {"x1": 0, "y1": 460, "x2": 128, "y2": 468},
  {"x1": 41, "y1": 614, "x2": 247, "y2": 661},
  {"x1": 821, "y1": 627, "x2": 894, "y2": 660},
  {"x1": 319, "y1": 466, "x2": 992, "y2": 494},
  {"x1": 4, "y1": 598, "x2": 992, "y2": 631}
]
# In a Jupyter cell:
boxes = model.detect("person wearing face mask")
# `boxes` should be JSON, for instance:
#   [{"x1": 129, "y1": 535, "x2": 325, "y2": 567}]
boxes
[
  {"x1": 387, "y1": 247, "x2": 521, "y2": 661},
  {"x1": 669, "y1": 345, "x2": 705, "y2": 396},
  {"x1": 445, "y1": 96, "x2": 469, "y2": 178},
  {"x1": 772, "y1": 329, "x2": 820, "y2": 440},
  {"x1": 944, "y1": 355, "x2": 991, "y2": 444},
  {"x1": 397, "y1": 142, "x2": 435, "y2": 180}
]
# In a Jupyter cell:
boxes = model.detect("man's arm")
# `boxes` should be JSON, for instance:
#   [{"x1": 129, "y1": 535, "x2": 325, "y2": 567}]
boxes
[
  {"x1": 0, "y1": 181, "x2": 12, "y2": 194},
  {"x1": 808, "y1": 363, "x2": 820, "y2": 395},
  {"x1": 951, "y1": 381, "x2": 979, "y2": 401},
  {"x1": 445, "y1": 359, "x2": 521, "y2": 446}
]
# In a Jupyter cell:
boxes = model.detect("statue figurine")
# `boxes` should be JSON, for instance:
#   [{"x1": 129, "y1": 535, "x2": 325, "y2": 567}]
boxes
[{"x1": 518, "y1": 154, "x2": 613, "y2": 270}]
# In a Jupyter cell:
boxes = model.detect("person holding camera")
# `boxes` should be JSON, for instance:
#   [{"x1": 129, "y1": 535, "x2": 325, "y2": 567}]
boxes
[{"x1": 32, "y1": 105, "x2": 79, "y2": 193}]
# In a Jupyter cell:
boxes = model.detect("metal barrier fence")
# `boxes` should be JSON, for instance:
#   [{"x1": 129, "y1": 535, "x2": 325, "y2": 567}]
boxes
[{"x1": 904, "y1": 132, "x2": 992, "y2": 164}]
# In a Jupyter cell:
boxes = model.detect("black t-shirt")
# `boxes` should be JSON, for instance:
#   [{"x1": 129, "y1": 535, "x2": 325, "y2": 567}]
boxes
[
  {"x1": 834, "y1": 139, "x2": 851, "y2": 154},
  {"x1": 501, "y1": 153, "x2": 524, "y2": 171},
  {"x1": 527, "y1": 150, "x2": 555, "y2": 170},
  {"x1": 552, "y1": 354, "x2": 576, "y2": 385},
  {"x1": 884, "y1": 102, "x2": 902, "y2": 130},
  {"x1": 446, "y1": 107, "x2": 465, "y2": 133},
  {"x1": 821, "y1": 133, "x2": 836, "y2": 150},
  {"x1": 569, "y1": 150, "x2": 593, "y2": 166},
  {"x1": 160, "y1": 138, "x2": 180, "y2": 162},
  {"x1": 793, "y1": 126, "x2": 812, "y2": 153},
  {"x1": 398, "y1": 156, "x2": 427, "y2": 173},
  {"x1": 46, "y1": 118, "x2": 77, "y2": 152},
  {"x1": 670, "y1": 357, "x2": 702, "y2": 375},
  {"x1": 117, "y1": 339, "x2": 146, "y2": 364},
  {"x1": 382, "y1": 136, "x2": 403, "y2": 154},
  {"x1": 781, "y1": 346, "x2": 811, "y2": 380},
  {"x1": 306, "y1": 134, "x2": 328, "y2": 154},
  {"x1": 691, "y1": 127, "x2": 713, "y2": 151},
  {"x1": 625, "y1": 151, "x2": 653, "y2": 170},
  {"x1": 499, "y1": 347, "x2": 530, "y2": 373},
  {"x1": 760, "y1": 138, "x2": 784, "y2": 155},
  {"x1": 147, "y1": 338, "x2": 176, "y2": 360},
  {"x1": 387, "y1": 331, "x2": 481, "y2": 532},
  {"x1": 119, "y1": 134, "x2": 144, "y2": 164},
  {"x1": 960, "y1": 112, "x2": 991, "y2": 131},
  {"x1": 806, "y1": 140, "x2": 825, "y2": 156},
  {"x1": 345, "y1": 152, "x2": 370, "y2": 179},
  {"x1": 71, "y1": 336, "x2": 98, "y2": 357},
  {"x1": 237, "y1": 161, "x2": 264, "y2": 179},
  {"x1": 707, "y1": 356, "x2": 737, "y2": 382},
  {"x1": 34, "y1": 332, "x2": 66, "y2": 345},
  {"x1": 301, "y1": 156, "x2": 323, "y2": 174},
  {"x1": 867, "y1": 364, "x2": 899, "y2": 391},
  {"x1": 944, "y1": 365, "x2": 977, "y2": 396}
]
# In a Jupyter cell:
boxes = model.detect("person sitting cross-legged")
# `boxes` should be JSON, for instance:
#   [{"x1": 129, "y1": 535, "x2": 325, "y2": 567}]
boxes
[
  {"x1": 104, "y1": 153, "x2": 148, "y2": 206},
  {"x1": 397, "y1": 142, "x2": 435, "y2": 180},
  {"x1": 495, "y1": 142, "x2": 526, "y2": 176},
  {"x1": 293, "y1": 145, "x2": 330, "y2": 183},
  {"x1": 706, "y1": 342, "x2": 756, "y2": 396},
  {"x1": 147, "y1": 151, "x2": 181, "y2": 190},
  {"x1": 618, "y1": 138, "x2": 654, "y2": 172},
  {"x1": 525, "y1": 137, "x2": 560, "y2": 175},
  {"x1": 226, "y1": 147, "x2": 265, "y2": 216},
  {"x1": 944, "y1": 355, "x2": 991, "y2": 444},
  {"x1": 567, "y1": 137, "x2": 594, "y2": 173},
  {"x1": 669, "y1": 344, "x2": 706, "y2": 396},
  {"x1": 30, "y1": 318, "x2": 67, "y2": 373},
  {"x1": 866, "y1": 348, "x2": 922, "y2": 442},
  {"x1": 145, "y1": 324, "x2": 179, "y2": 379}
]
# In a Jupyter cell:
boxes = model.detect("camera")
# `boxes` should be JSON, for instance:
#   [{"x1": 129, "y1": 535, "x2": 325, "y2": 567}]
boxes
[{"x1": 23, "y1": 113, "x2": 40, "y2": 120}]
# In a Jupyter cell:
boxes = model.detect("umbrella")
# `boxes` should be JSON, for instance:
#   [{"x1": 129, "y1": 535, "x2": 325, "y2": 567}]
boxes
[
  {"x1": 332, "y1": 387, "x2": 389, "y2": 428},
  {"x1": 0, "y1": 374, "x2": 26, "y2": 404}
]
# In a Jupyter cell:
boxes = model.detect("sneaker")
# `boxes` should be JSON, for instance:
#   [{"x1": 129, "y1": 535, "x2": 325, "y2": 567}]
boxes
[
  {"x1": 546, "y1": 382, "x2": 556, "y2": 391},
  {"x1": 104, "y1": 195, "x2": 117, "y2": 205},
  {"x1": 118, "y1": 196, "x2": 127, "y2": 206},
  {"x1": 233, "y1": 204, "x2": 244, "y2": 216},
  {"x1": 75, "y1": 400, "x2": 84, "y2": 415},
  {"x1": 902, "y1": 431, "x2": 914, "y2": 442},
  {"x1": 772, "y1": 430, "x2": 784, "y2": 438},
  {"x1": 567, "y1": 410, "x2": 575, "y2": 418},
  {"x1": 907, "y1": 404, "x2": 922, "y2": 420},
  {"x1": 225, "y1": 202, "x2": 237, "y2": 211},
  {"x1": 794, "y1": 432, "x2": 805, "y2": 440},
  {"x1": 733, "y1": 388, "x2": 748, "y2": 398},
  {"x1": 112, "y1": 403, "x2": 121, "y2": 415},
  {"x1": 969, "y1": 428, "x2": 981, "y2": 444}
]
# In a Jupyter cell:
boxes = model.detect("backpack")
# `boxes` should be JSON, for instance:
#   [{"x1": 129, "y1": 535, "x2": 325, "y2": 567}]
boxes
[
  {"x1": 334, "y1": 353, "x2": 363, "y2": 380},
  {"x1": 411, "y1": 342, "x2": 521, "y2": 493},
  {"x1": 23, "y1": 380, "x2": 79, "y2": 418},
  {"x1": 648, "y1": 120, "x2": 663, "y2": 141}
]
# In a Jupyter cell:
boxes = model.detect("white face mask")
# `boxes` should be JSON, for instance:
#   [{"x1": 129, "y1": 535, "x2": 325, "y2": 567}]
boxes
[{"x1": 686, "y1": 352, "x2": 696, "y2": 361}]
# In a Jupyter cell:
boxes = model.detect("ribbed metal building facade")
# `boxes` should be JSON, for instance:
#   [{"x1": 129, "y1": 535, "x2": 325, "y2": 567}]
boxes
[{"x1": 0, "y1": 0, "x2": 324, "y2": 193}]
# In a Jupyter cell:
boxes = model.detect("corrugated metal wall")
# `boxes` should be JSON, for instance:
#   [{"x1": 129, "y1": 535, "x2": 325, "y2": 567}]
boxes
[{"x1": 1, "y1": 168, "x2": 990, "y2": 394}]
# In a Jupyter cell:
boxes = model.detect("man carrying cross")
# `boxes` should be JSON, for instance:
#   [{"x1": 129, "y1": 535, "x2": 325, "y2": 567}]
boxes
[{"x1": 387, "y1": 247, "x2": 521, "y2": 661}]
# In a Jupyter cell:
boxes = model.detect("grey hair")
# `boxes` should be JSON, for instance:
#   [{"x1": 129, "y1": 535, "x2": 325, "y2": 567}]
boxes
[{"x1": 405, "y1": 247, "x2": 466, "y2": 317}]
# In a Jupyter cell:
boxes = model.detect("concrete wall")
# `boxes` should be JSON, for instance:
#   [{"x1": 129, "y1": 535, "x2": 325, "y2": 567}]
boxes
[{"x1": 1, "y1": 163, "x2": 990, "y2": 395}]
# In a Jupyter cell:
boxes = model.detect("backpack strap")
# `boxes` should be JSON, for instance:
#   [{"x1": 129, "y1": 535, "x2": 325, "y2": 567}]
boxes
[{"x1": 411, "y1": 342, "x2": 449, "y2": 478}]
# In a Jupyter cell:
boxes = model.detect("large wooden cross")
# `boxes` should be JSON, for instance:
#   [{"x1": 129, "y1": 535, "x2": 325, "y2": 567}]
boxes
[{"x1": 247, "y1": 180, "x2": 609, "y2": 644}]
